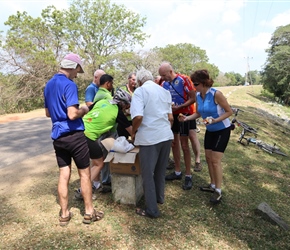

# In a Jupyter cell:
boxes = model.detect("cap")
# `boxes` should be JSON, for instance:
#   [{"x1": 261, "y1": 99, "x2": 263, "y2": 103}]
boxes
[{"x1": 60, "y1": 53, "x2": 84, "y2": 73}]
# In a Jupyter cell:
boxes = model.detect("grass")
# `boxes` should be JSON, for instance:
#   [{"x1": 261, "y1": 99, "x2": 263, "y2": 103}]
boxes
[{"x1": 0, "y1": 85, "x2": 289, "y2": 249}]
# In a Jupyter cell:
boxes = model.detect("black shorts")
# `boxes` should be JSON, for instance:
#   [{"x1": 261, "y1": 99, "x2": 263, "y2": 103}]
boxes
[
  {"x1": 204, "y1": 127, "x2": 231, "y2": 153},
  {"x1": 172, "y1": 114, "x2": 197, "y2": 136},
  {"x1": 53, "y1": 131, "x2": 90, "y2": 169},
  {"x1": 86, "y1": 137, "x2": 103, "y2": 159}
]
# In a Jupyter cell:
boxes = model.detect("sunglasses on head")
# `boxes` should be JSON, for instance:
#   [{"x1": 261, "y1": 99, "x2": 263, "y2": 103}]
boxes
[{"x1": 194, "y1": 83, "x2": 200, "y2": 86}]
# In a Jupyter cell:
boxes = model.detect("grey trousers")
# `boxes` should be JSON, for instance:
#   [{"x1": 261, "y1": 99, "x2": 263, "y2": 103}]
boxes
[{"x1": 139, "y1": 139, "x2": 172, "y2": 217}]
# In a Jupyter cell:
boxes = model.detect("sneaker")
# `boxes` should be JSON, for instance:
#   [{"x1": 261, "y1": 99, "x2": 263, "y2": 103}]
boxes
[
  {"x1": 195, "y1": 127, "x2": 200, "y2": 133},
  {"x1": 75, "y1": 189, "x2": 97, "y2": 200},
  {"x1": 194, "y1": 162, "x2": 202, "y2": 172},
  {"x1": 182, "y1": 176, "x2": 193, "y2": 190},
  {"x1": 165, "y1": 171, "x2": 182, "y2": 181},
  {"x1": 167, "y1": 158, "x2": 175, "y2": 170},
  {"x1": 210, "y1": 190, "x2": 222, "y2": 204}
]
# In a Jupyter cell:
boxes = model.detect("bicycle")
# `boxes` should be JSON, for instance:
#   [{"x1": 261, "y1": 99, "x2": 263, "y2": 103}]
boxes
[
  {"x1": 231, "y1": 107, "x2": 258, "y2": 144},
  {"x1": 247, "y1": 137, "x2": 288, "y2": 157}
]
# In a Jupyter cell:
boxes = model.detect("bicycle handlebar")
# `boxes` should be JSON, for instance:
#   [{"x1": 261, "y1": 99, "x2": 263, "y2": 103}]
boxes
[{"x1": 231, "y1": 107, "x2": 244, "y2": 116}]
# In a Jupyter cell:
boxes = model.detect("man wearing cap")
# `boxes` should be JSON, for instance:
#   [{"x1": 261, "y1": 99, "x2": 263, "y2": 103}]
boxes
[{"x1": 44, "y1": 53, "x2": 104, "y2": 225}]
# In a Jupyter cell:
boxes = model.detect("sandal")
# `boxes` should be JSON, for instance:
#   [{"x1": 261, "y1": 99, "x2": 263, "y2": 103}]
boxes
[
  {"x1": 135, "y1": 208, "x2": 157, "y2": 218},
  {"x1": 194, "y1": 162, "x2": 202, "y2": 172},
  {"x1": 59, "y1": 210, "x2": 73, "y2": 226},
  {"x1": 83, "y1": 209, "x2": 104, "y2": 224}
]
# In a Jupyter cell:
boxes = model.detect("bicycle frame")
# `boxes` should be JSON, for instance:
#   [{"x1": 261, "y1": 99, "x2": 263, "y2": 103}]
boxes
[{"x1": 231, "y1": 108, "x2": 258, "y2": 144}]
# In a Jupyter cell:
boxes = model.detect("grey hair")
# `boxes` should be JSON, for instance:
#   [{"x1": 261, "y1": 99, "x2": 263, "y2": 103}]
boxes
[{"x1": 136, "y1": 68, "x2": 154, "y2": 86}]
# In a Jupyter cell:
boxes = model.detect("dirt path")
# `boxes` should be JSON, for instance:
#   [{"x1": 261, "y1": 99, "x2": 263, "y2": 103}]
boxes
[{"x1": 0, "y1": 109, "x2": 45, "y2": 124}]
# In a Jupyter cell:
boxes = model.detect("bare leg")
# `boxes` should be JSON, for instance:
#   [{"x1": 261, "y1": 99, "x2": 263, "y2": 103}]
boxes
[
  {"x1": 90, "y1": 158, "x2": 104, "y2": 182},
  {"x1": 78, "y1": 167, "x2": 94, "y2": 215},
  {"x1": 172, "y1": 133, "x2": 181, "y2": 172},
  {"x1": 180, "y1": 136, "x2": 191, "y2": 175},
  {"x1": 210, "y1": 151, "x2": 224, "y2": 189},
  {"x1": 58, "y1": 165, "x2": 71, "y2": 218},
  {"x1": 205, "y1": 149, "x2": 215, "y2": 184},
  {"x1": 189, "y1": 129, "x2": 201, "y2": 163}
]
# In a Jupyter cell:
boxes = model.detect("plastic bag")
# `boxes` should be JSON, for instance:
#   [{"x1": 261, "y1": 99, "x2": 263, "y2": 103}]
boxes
[{"x1": 111, "y1": 136, "x2": 134, "y2": 153}]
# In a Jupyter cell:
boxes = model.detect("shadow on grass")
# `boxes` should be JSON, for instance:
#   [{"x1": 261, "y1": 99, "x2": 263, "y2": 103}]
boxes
[{"x1": 1, "y1": 105, "x2": 290, "y2": 249}]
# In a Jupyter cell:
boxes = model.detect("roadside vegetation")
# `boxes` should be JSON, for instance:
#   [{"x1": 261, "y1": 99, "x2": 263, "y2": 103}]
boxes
[
  {"x1": 0, "y1": 85, "x2": 289, "y2": 249},
  {"x1": 0, "y1": 0, "x2": 289, "y2": 114}
]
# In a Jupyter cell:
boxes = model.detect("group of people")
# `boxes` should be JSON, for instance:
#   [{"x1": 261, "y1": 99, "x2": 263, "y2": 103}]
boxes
[{"x1": 44, "y1": 53, "x2": 233, "y2": 224}]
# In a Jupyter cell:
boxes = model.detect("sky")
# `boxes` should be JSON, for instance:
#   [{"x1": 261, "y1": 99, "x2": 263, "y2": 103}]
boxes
[{"x1": 1, "y1": 0, "x2": 290, "y2": 75}]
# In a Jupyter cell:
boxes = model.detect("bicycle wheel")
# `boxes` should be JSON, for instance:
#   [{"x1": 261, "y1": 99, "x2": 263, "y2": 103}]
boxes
[
  {"x1": 257, "y1": 142, "x2": 288, "y2": 157},
  {"x1": 272, "y1": 148, "x2": 288, "y2": 157}
]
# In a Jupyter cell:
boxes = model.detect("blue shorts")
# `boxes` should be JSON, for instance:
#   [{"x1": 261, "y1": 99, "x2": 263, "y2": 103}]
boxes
[{"x1": 53, "y1": 131, "x2": 90, "y2": 169}]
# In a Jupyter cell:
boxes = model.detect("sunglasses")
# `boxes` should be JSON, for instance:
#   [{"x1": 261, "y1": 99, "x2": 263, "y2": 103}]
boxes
[{"x1": 194, "y1": 83, "x2": 200, "y2": 87}]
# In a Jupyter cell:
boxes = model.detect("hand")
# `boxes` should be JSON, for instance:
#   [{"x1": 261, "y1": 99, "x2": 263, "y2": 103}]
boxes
[
  {"x1": 172, "y1": 105, "x2": 180, "y2": 113},
  {"x1": 80, "y1": 105, "x2": 89, "y2": 115},
  {"x1": 178, "y1": 113, "x2": 186, "y2": 122},
  {"x1": 203, "y1": 116, "x2": 214, "y2": 125}
]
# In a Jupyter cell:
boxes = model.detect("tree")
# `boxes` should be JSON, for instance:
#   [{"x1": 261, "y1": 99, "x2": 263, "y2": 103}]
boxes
[
  {"x1": 224, "y1": 72, "x2": 237, "y2": 86},
  {"x1": 0, "y1": 6, "x2": 68, "y2": 112},
  {"x1": 153, "y1": 43, "x2": 219, "y2": 78},
  {"x1": 65, "y1": 0, "x2": 148, "y2": 74},
  {"x1": 262, "y1": 24, "x2": 290, "y2": 105},
  {"x1": 0, "y1": 0, "x2": 148, "y2": 112}
]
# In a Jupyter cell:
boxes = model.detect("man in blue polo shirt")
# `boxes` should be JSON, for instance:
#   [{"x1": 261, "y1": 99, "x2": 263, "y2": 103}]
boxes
[
  {"x1": 85, "y1": 69, "x2": 105, "y2": 107},
  {"x1": 44, "y1": 53, "x2": 104, "y2": 225}
]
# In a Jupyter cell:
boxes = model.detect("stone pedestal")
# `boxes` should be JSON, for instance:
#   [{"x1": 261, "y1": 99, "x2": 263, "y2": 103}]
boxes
[{"x1": 111, "y1": 173, "x2": 143, "y2": 205}]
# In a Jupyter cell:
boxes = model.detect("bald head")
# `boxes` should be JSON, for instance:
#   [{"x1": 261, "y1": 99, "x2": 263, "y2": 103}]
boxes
[
  {"x1": 158, "y1": 62, "x2": 176, "y2": 82},
  {"x1": 93, "y1": 69, "x2": 106, "y2": 86}
]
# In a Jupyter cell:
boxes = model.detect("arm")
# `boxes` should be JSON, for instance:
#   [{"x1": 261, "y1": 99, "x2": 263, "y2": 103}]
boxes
[
  {"x1": 168, "y1": 113, "x2": 174, "y2": 127},
  {"x1": 67, "y1": 105, "x2": 89, "y2": 120},
  {"x1": 172, "y1": 90, "x2": 195, "y2": 112},
  {"x1": 45, "y1": 108, "x2": 50, "y2": 117},
  {"x1": 125, "y1": 126, "x2": 133, "y2": 137},
  {"x1": 85, "y1": 101, "x2": 94, "y2": 107},
  {"x1": 116, "y1": 108, "x2": 133, "y2": 137},
  {"x1": 212, "y1": 91, "x2": 233, "y2": 123},
  {"x1": 132, "y1": 116, "x2": 143, "y2": 141}
]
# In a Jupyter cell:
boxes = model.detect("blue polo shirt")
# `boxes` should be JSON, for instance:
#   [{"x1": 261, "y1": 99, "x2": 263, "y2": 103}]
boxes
[
  {"x1": 44, "y1": 74, "x2": 85, "y2": 140},
  {"x1": 85, "y1": 82, "x2": 99, "y2": 103}
]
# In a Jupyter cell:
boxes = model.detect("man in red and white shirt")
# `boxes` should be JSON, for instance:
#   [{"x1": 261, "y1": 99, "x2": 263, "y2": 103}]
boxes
[{"x1": 159, "y1": 62, "x2": 201, "y2": 190}]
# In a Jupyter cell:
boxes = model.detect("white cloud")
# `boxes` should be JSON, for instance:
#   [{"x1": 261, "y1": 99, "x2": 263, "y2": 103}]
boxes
[
  {"x1": 243, "y1": 32, "x2": 271, "y2": 51},
  {"x1": 270, "y1": 10, "x2": 290, "y2": 28},
  {"x1": 221, "y1": 10, "x2": 240, "y2": 24}
]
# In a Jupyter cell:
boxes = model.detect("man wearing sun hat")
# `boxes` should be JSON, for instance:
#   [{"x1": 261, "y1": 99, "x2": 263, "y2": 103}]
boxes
[{"x1": 44, "y1": 53, "x2": 104, "y2": 226}]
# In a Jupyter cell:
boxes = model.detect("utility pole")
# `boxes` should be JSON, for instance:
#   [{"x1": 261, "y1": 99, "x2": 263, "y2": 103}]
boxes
[{"x1": 244, "y1": 56, "x2": 253, "y2": 85}]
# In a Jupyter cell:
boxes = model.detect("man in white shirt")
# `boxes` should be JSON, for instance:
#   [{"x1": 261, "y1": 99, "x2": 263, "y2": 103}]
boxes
[{"x1": 131, "y1": 68, "x2": 173, "y2": 218}]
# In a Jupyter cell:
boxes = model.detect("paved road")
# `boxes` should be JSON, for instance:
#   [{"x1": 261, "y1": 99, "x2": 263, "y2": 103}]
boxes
[{"x1": 0, "y1": 117, "x2": 53, "y2": 168}]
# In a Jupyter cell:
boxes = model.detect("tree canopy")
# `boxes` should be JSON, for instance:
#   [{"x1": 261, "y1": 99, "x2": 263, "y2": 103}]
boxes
[
  {"x1": 153, "y1": 43, "x2": 219, "y2": 78},
  {"x1": 262, "y1": 24, "x2": 290, "y2": 105},
  {"x1": 0, "y1": 0, "x2": 148, "y2": 112}
]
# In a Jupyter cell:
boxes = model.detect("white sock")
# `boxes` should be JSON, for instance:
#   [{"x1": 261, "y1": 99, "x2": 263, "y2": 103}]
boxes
[
  {"x1": 215, "y1": 188, "x2": 221, "y2": 194},
  {"x1": 175, "y1": 171, "x2": 182, "y2": 176},
  {"x1": 210, "y1": 184, "x2": 216, "y2": 189},
  {"x1": 185, "y1": 175, "x2": 192, "y2": 178},
  {"x1": 93, "y1": 181, "x2": 101, "y2": 189}
]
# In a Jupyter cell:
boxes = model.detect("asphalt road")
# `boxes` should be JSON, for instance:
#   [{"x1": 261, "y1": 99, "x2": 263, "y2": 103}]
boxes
[{"x1": 0, "y1": 117, "x2": 53, "y2": 168}]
